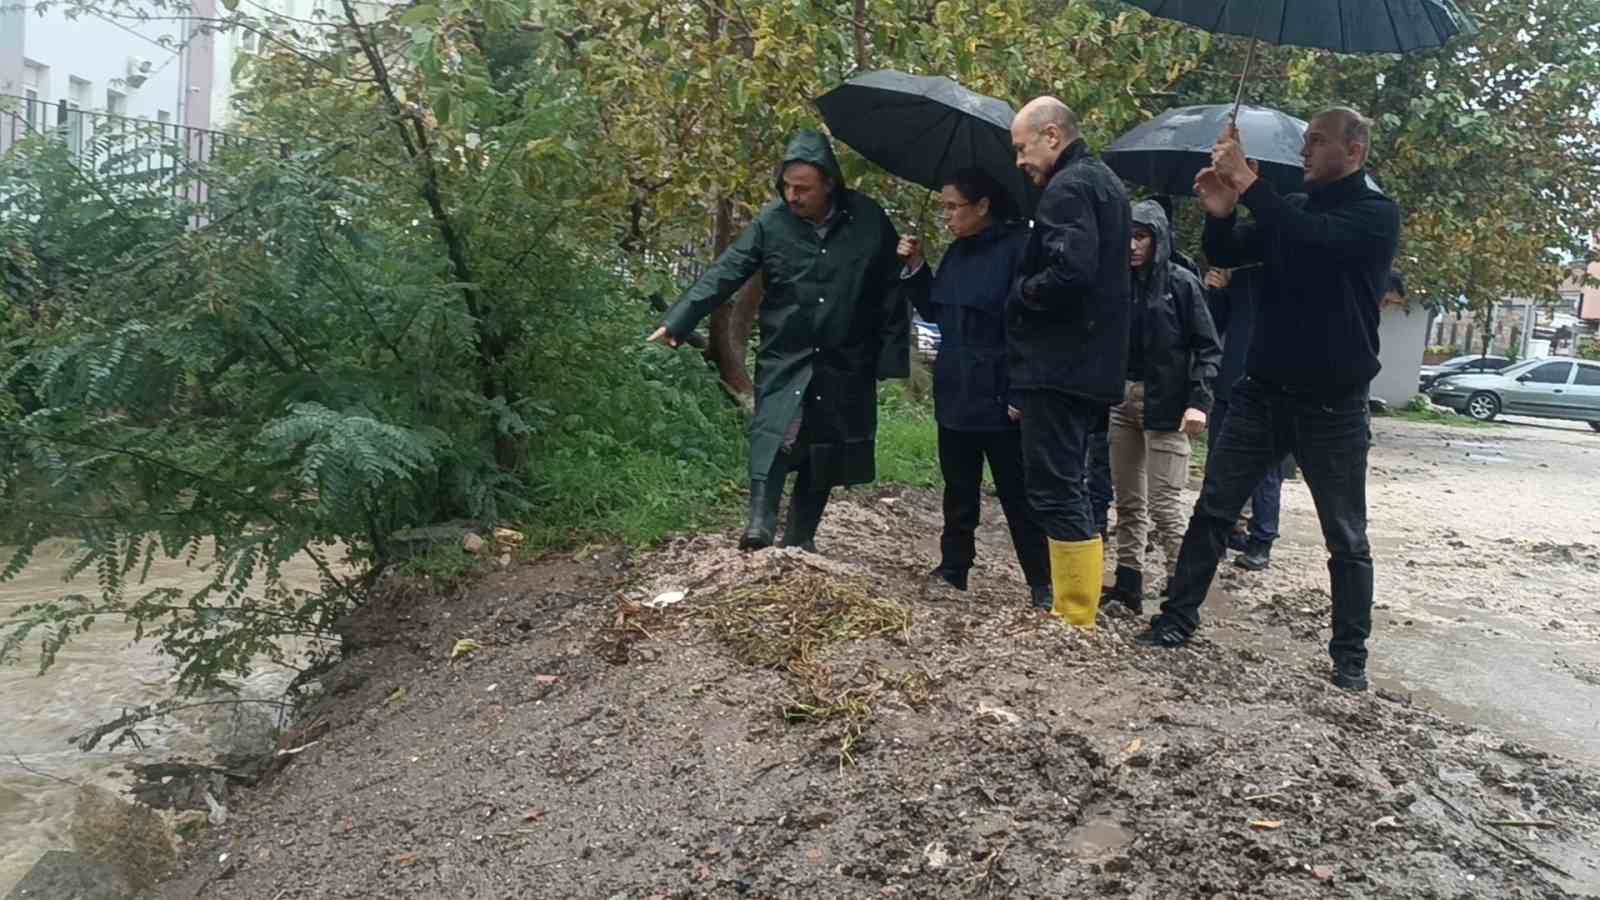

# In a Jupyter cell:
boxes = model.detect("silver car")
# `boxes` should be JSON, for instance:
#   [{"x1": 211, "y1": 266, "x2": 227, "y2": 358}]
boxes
[{"x1": 1428, "y1": 357, "x2": 1600, "y2": 430}]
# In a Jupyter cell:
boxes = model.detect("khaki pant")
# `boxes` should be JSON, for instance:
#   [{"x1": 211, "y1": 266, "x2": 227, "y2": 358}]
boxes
[{"x1": 1109, "y1": 381, "x2": 1191, "y2": 578}]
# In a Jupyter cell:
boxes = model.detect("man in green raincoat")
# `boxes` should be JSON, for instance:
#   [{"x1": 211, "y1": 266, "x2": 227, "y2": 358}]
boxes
[{"x1": 649, "y1": 131, "x2": 910, "y2": 552}]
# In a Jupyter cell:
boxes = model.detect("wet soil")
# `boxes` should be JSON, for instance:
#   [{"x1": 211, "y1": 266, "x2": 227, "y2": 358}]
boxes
[{"x1": 154, "y1": 417, "x2": 1600, "y2": 899}]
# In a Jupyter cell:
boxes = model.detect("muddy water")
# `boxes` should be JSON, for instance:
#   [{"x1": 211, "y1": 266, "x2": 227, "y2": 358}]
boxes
[{"x1": 0, "y1": 539, "x2": 330, "y2": 895}]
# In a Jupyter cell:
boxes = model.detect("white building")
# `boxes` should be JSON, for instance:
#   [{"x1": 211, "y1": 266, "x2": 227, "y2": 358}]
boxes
[{"x1": 0, "y1": 0, "x2": 218, "y2": 133}]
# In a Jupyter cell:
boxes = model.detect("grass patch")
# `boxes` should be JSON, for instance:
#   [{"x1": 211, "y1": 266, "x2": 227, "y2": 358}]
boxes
[
  {"x1": 876, "y1": 382, "x2": 941, "y2": 489},
  {"x1": 1383, "y1": 397, "x2": 1502, "y2": 430},
  {"x1": 703, "y1": 573, "x2": 915, "y2": 767}
]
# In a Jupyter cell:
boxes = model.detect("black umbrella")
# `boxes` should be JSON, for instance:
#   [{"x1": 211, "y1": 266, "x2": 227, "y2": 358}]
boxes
[
  {"x1": 1105, "y1": 104, "x2": 1307, "y2": 196},
  {"x1": 815, "y1": 70, "x2": 1039, "y2": 218},
  {"x1": 1122, "y1": 0, "x2": 1476, "y2": 117}
]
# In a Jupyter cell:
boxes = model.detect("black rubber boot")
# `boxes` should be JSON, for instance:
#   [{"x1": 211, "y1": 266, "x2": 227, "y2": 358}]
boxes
[
  {"x1": 739, "y1": 452, "x2": 789, "y2": 551},
  {"x1": 1332, "y1": 657, "x2": 1369, "y2": 692},
  {"x1": 1234, "y1": 539, "x2": 1272, "y2": 571},
  {"x1": 1029, "y1": 584, "x2": 1053, "y2": 610},
  {"x1": 1101, "y1": 564, "x2": 1144, "y2": 616},
  {"x1": 782, "y1": 490, "x2": 830, "y2": 552}
]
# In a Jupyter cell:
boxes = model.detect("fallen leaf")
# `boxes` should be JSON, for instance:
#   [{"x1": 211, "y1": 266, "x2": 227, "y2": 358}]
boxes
[
  {"x1": 1123, "y1": 738, "x2": 1143, "y2": 755},
  {"x1": 494, "y1": 527, "x2": 525, "y2": 545},
  {"x1": 533, "y1": 674, "x2": 559, "y2": 685},
  {"x1": 1312, "y1": 865, "x2": 1334, "y2": 881},
  {"x1": 451, "y1": 638, "x2": 482, "y2": 659},
  {"x1": 389, "y1": 850, "x2": 418, "y2": 866},
  {"x1": 1249, "y1": 819, "x2": 1283, "y2": 830},
  {"x1": 1369, "y1": 815, "x2": 1403, "y2": 830},
  {"x1": 382, "y1": 687, "x2": 406, "y2": 706},
  {"x1": 522, "y1": 809, "x2": 546, "y2": 822}
]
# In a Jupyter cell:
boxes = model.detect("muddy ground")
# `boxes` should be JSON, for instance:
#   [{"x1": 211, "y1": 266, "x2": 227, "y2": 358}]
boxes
[{"x1": 155, "y1": 416, "x2": 1600, "y2": 899}]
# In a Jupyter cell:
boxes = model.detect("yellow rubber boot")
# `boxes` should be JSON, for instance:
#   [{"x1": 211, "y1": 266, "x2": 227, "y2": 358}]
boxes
[{"x1": 1049, "y1": 537, "x2": 1104, "y2": 628}]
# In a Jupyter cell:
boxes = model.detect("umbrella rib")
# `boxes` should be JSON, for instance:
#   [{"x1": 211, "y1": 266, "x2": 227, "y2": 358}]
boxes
[{"x1": 1383, "y1": 0, "x2": 1405, "y2": 52}]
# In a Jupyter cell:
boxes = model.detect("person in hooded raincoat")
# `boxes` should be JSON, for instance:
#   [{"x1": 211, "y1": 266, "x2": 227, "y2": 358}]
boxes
[
  {"x1": 1102, "y1": 200, "x2": 1221, "y2": 615},
  {"x1": 650, "y1": 131, "x2": 909, "y2": 553}
]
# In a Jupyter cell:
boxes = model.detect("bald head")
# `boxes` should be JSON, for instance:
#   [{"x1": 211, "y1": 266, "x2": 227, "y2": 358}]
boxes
[
  {"x1": 1012, "y1": 96, "x2": 1082, "y2": 187},
  {"x1": 1302, "y1": 105, "x2": 1374, "y2": 188}
]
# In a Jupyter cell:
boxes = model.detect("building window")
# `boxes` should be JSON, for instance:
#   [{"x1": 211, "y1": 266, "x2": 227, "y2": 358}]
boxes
[
  {"x1": 67, "y1": 77, "x2": 93, "y2": 152},
  {"x1": 106, "y1": 89, "x2": 128, "y2": 118},
  {"x1": 22, "y1": 60, "x2": 48, "y2": 130}
]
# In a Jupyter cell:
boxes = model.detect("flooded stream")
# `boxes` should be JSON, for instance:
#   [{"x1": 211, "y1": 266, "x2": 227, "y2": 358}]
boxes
[{"x1": 0, "y1": 538, "x2": 332, "y2": 894}]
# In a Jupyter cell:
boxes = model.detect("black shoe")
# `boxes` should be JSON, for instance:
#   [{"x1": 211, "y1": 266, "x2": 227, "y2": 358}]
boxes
[
  {"x1": 1226, "y1": 529, "x2": 1250, "y2": 553},
  {"x1": 930, "y1": 566, "x2": 969, "y2": 591},
  {"x1": 1029, "y1": 585, "x2": 1053, "y2": 610},
  {"x1": 1134, "y1": 621, "x2": 1190, "y2": 649},
  {"x1": 1234, "y1": 540, "x2": 1272, "y2": 571},
  {"x1": 1332, "y1": 658, "x2": 1368, "y2": 692},
  {"x1": 1101, "y1": 565, "x2": 1143, "y2": 616}
]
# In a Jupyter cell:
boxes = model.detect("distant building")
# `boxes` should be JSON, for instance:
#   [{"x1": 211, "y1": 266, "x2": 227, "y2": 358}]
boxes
[{"x1": 0, "y1": 0, "x2": 215, "y2": 133}]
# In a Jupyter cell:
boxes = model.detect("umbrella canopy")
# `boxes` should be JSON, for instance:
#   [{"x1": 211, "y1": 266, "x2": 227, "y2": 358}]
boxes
[
  {"x1": 815, "y1": 70, "x2": 1039, "y2": 218},
  {"x1": 1105, "y1": 104, "x2": 1307, "y2": 197},
  {"x1": 1122, "y1": 0, "x2": 1475, "y2": 54}
]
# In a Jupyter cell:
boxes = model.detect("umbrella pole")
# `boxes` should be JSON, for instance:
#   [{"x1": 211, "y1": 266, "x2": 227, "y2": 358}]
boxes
[{"x1": 1230, "y1": 35, "x2": 1259, "y2": 127}]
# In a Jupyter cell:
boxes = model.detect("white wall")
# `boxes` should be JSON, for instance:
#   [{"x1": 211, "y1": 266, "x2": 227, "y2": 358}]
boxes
[
  {"x1": 1372, "y1": 301, "x2": 1431, "y2": 406},
  {"x1": 3, "y1": 3, "x2": 189, "y2": 125}
]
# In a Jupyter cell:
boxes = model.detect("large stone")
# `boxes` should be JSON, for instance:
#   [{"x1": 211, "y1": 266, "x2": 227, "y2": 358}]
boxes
[
  {"x1": 3, "y1": 850, "x2": 128, "y2": 900},
  {"x1": 67, "y1": 785, "x2": 177, "y2": 895},
  {"x1": 207, "y1": 700, "x2": 281, "y2": 761}
]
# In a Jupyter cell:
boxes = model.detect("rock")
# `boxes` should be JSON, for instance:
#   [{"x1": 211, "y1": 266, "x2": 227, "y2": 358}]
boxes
[
  {"x1": 172, "y1": 809, "x2": 210, "y2": 839},
  {"x1": 463, "y1": 533, "x2": 488, "y2": 555},
  {"x1": 68, "y1": 786, "x2": 177, "y2": 895},
  {"x1": 1368, "y1": 397, "x2": 1390, "y2": 415},
  {"x1": 3, "y1": 850, "x2": 128, "y2": 900},
  {"x1": 207, "y1": 700, "x2": 280, "y2": 761}
]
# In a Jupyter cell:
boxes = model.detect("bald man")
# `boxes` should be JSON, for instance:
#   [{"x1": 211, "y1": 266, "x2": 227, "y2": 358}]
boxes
[
  {"x1": 1136, "y1": 107, "x2": 1401, "y2": 695},
  {"x1": 1007, "y1": 97, "x2": 1132, "y2": 621}
]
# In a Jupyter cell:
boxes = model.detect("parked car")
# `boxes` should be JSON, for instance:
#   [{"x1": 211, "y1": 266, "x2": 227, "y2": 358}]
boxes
[
  {"x1": 1427, "y1": 357, "x2": 1600, "y2": 429},
  {"x1": 1417, "y1": 354, "x2": 1512, "y2": 391}
]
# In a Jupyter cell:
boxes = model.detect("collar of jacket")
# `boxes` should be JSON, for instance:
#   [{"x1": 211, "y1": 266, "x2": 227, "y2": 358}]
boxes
[
  {"x1": 1306, "y1": 168, "x2": 1371, "y2": 205},
  {"x1": 1046, "y1": 139, "x2": 1091, "y2": 180}
]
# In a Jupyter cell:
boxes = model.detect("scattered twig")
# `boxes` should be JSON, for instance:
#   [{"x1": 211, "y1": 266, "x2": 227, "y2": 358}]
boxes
[
  {"x1": 1425, "y1": 787, "x2": 1574, "y2": 879},
  {"x1": 8, "y1": 751, "x2": 80, "y2": 787},
  {"x1": 1480, "y1": 819, "x2": 1560, "y2": 829}
]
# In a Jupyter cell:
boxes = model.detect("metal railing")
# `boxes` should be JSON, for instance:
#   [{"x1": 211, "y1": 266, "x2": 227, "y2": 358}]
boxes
[{"x1": 1, "y1": 95, "x2": 249, "y2": 228}]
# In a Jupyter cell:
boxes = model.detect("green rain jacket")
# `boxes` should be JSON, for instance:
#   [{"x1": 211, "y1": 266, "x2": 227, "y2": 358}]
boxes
[{"x1": 660, "y1": 131, "x2": 910, "y2": 487}]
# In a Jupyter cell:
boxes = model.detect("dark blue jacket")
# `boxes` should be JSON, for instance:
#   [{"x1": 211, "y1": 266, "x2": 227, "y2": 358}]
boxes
[
  {"x1": 904, "y1": 222, "x2": 1028, "y2": 431},
  {"x1": 1205, "y1": 264, "x2": 1266, "y2": 403}
]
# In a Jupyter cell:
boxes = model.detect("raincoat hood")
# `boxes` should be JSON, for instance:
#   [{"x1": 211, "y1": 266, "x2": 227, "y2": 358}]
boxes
[
  {"x1": 1131, "y1": 199, "x2": 1172, "y2": 308},
  {"x1": 773, "y1": 130, "x2": 847, "y2": 200}
]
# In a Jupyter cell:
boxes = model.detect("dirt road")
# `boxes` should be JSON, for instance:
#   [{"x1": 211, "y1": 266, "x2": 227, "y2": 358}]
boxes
[{"x1": 155, "y1": 416, "x2": 1600, "y2": 899}]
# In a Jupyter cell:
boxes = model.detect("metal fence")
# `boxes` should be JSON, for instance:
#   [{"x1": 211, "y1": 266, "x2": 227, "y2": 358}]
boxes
[{"x1": 1, "y1": 94, "x2": 248, "y2": 228}]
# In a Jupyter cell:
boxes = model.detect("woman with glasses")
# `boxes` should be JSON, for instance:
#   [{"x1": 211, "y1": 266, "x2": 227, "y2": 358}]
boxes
[{"x1": 898, "y1": 169, "x2": 1051, "y2": 609}]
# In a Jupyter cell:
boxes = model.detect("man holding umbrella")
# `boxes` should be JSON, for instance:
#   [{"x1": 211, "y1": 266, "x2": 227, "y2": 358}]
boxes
[
  {"x1": 1136, "y1": 108, "x2": 1401, "y2": 693},
  {"x1": 650, "y1": 130, "x2": 908, "y2": 553},
  {"x1": 1008, "y1": 97, "x2": 1132, "y2": 624}
]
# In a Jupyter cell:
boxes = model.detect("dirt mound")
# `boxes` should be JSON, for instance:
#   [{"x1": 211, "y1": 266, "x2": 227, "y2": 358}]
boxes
[{"x1": 158, "y1": 489, "x2": 1600, "y2": 899}]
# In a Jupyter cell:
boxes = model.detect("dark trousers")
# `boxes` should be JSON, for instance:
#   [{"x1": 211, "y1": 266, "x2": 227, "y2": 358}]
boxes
[
  {"x1": 1086, "y1": 429, "x2": 1112, "y2": 537},
  {"x1": 1209, "y1": 396, "x2": 1284, "y2": 545},
  {"x1": 1159, "y1": 378, "x2": 1374, "y2": 664},
  {"x1": 937, "y1": 426, "x2": 1050, "y2": 588},
  {"x1": 1015, "y1": 390, "x2": 1101, "y2": 542}
]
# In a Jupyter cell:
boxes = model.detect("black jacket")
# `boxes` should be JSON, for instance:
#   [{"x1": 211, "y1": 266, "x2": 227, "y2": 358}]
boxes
[
  {"x1": 1202, "y1": 170, "x2": 1401, "y2": 399},
  {"x1": 905, "y1": 222, "x2": 1028, "y2": 432},
  {"x1": 1205, "y1": 263, "x2": 1266, "y2": 403},
  {"x1": 1129, "y1": 201, "x2": 1222, "y2": 431},
  {"x1": 1006, "y1": 140, "x2": 1132, "y2": 403}
]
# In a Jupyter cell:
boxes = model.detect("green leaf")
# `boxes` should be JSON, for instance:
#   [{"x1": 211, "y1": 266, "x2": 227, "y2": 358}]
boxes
[{"x1": 399, "y1": 4, "x2": 438, "y2": 27}]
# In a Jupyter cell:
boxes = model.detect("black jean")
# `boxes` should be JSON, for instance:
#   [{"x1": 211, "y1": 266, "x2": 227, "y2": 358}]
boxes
[
  {"x1": 1015, "y1": 390, "x2": 1102, "y2": 542},
  {"x1": 1085, "y1": 429, "x2": 1112, "y2": 537},
  {"x1": 1208, "y1": 396, "x2": 1284, "y2": 545},
  {"x1": 937, "y1": 426, "x2": 1051, "y2": 588},
  {"x1": 1158, "y1": 377, "x2": 1374, "y2": 664}
]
